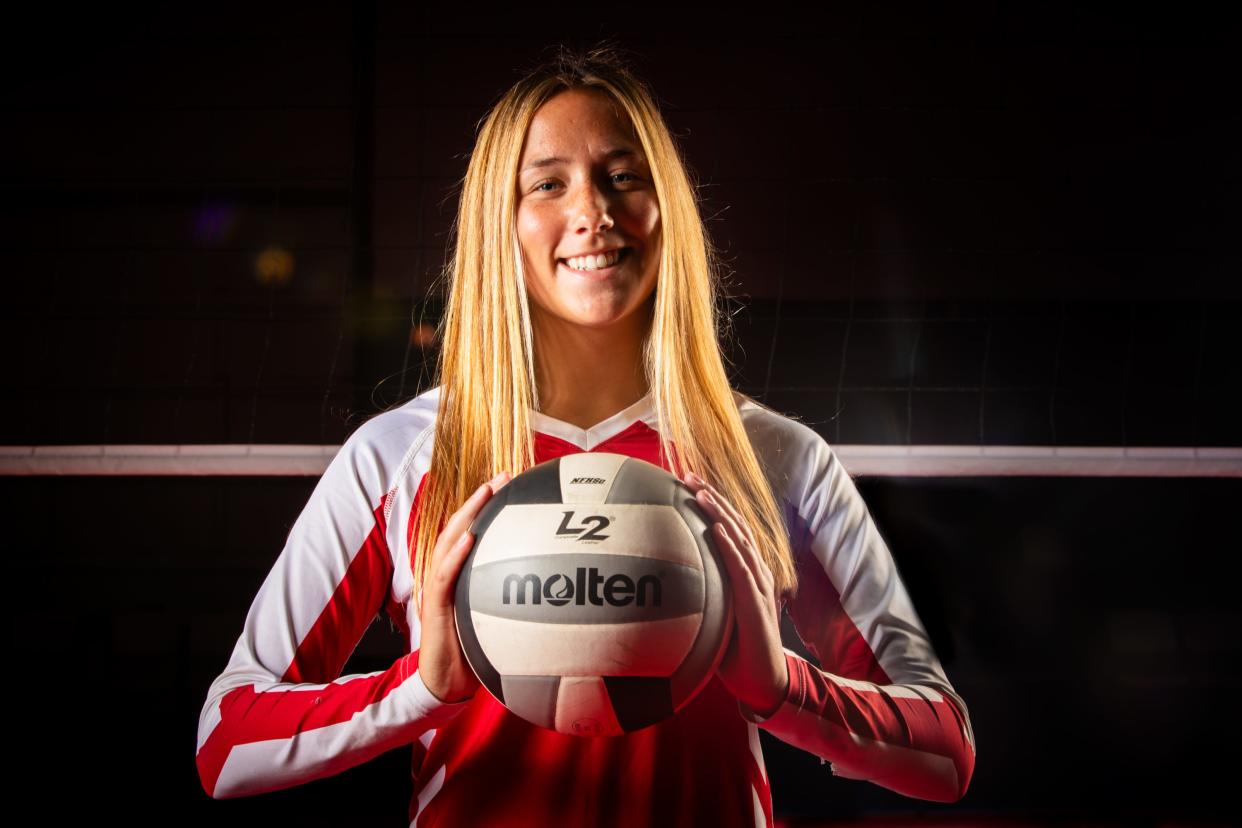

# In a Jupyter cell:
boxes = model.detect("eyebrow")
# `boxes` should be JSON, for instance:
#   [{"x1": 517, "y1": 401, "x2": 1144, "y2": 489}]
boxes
[{"x1": 520, "y1": 147, "x2": 642, "y2": 175}]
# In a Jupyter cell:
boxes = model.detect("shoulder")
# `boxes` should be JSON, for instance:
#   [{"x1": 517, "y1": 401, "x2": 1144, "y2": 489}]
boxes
[
  {"x1": 347, "y1": 385, "x2": 441, "y2": 452},
  {"x1": 329, "y1": 385, "x2": 442, "y2": 493},
  {"x1": 733, "y1": 390, "x2": 827, "y2": 452},
  {"x1": 732, "y1": 389, "x2": 835, "y2": 469},
  {"x1": 731, "y1": 389, "x2": 840, "y2": 505}
]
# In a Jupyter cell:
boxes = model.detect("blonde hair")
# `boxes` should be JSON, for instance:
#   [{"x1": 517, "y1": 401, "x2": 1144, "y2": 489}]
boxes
[{"x1": 411, "y1": 42, "x2": 799, "y2": 612}]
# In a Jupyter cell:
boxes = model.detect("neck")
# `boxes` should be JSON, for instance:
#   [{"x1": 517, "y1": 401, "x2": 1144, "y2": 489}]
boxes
[{"x1": 531, "y1": 307, "x2": 651, "y2": 431}]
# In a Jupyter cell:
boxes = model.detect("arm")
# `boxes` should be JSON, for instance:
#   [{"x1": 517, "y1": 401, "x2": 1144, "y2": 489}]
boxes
[
  {"x1": 737, "y1": 435, "x2": 976, "y2": 803},
  {"x1": 195, "y1": 424, "x2": 470, "y2": 800}
]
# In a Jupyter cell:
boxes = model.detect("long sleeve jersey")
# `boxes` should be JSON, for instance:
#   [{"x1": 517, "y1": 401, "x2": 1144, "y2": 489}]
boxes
[{"x1": 195, "y1": 385, "x2": 976, "y2": 826}]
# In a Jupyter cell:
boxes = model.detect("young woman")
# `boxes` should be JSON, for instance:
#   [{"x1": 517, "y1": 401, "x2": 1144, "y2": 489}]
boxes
[{"x1": 196, "y1": 45, "x2": 976, "y2": 826}]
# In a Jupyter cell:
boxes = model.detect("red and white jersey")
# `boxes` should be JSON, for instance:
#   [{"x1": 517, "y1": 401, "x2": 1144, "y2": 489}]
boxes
[{"x1": 195, "y1": 385, "x2": 976, "y2": 826}]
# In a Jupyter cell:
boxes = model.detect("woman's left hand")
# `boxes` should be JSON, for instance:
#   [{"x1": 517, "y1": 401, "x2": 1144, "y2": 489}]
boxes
[{"x1": 682, "y1": 471, "x2": 790, "y2": 719}]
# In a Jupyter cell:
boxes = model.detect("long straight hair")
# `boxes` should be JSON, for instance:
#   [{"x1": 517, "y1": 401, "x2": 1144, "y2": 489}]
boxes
[{"x1": 411, "y1": 43, "x2": 799, "y2": 611}]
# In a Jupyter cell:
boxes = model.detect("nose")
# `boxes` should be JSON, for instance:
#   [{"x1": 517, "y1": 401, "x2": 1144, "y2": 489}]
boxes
[{"x1": 570, "y1": 178, "x2": 614, "y2": 235}]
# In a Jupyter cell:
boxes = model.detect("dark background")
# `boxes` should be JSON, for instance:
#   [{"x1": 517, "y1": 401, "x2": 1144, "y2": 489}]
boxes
[{"x1": 2, "y1": 3, "x2": 1239, "y2": 825}]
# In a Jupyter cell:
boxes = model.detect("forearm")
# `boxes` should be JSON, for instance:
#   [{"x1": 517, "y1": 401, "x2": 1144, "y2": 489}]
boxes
[
  {"x1": 738, "y1": 650, "x2": 975, "y2": 803},
  {"x1": 196, "y1": 650, "x2": 470, "y2": 799}
]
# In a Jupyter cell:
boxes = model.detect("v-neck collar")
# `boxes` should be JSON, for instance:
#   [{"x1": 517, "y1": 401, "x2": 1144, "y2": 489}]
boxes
[{"x1": 530, "y1": 390, "x2": 656, "y2": 451}]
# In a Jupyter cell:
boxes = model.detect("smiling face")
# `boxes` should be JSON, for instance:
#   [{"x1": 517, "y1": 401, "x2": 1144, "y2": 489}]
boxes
[{"x1": 515, "y1": 88, "x2": 661, "y2": 339}]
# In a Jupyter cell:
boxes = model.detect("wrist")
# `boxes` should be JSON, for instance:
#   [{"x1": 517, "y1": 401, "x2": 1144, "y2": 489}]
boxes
[
  {"x1": 752, "y1": 664, "x2": 791, "y2": 719},
  {"x1": 767, "y1": 660, "x2": 792, "y2": 715},
  {"x1": 751, "y1": 696, "x2": 782, "y2": 719}
]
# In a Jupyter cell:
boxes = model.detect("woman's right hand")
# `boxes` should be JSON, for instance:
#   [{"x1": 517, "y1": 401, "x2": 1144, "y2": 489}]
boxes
[{"x1": 418, "y1": 470, "x2": 512, "y2": 705}]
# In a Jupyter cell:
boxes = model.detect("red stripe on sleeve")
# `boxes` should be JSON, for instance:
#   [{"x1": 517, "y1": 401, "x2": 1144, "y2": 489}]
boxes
[
  {"x1": 780, "y1": 651, "x2": 975, "y2": 802},
  {"x1": 286, "y1": 498, "x2": 393, "y2": 683},
  {"x1": 196, "y1": 494, "x2": 421, "y2": 799}
]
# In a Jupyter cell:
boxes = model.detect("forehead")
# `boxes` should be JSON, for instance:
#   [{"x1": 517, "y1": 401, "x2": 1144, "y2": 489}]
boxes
[{"x1": 520, "y1": 88, "x2": 640, "y2": 159}]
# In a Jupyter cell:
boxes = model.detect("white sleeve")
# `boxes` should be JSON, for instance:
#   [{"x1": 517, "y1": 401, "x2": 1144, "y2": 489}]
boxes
[
  {"x1": 738, "y1": 424, "x2": 976, "y2": 803},
  {"x1": 194, "y1": 421, "x2": 470, "y2": 799}
]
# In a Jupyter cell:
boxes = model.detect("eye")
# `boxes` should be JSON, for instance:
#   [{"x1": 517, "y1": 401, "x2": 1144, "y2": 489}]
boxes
[
  {"x1": 611, "y1": 172, "x2": 638, "y2": 185},
  {"x1": 532, "y1": 179, "x2": 559, "y2": 193}
]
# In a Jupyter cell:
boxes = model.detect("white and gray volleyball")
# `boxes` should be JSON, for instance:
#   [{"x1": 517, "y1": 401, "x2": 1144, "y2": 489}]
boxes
[{"x1": 454, "y1": 452, "x2": 733, "y2": 738}]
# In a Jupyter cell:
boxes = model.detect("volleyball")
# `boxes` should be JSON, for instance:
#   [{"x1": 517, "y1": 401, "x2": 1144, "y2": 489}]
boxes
[{"x1": 453, "y1": 452, "x2": 733, "y2": 737}]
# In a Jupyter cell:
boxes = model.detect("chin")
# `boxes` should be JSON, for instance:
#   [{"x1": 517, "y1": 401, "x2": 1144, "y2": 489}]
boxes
[{"x1": 558, "y1": 309, "x2": 644, "y2": 331}]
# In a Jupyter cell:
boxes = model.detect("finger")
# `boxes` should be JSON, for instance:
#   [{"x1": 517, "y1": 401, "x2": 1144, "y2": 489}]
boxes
[
  {"x1": 453, "y1": 471, "x2": 512, "y2": 545},
  {"x1": 434, "y1": 528, "x2": 474, "y2": 581},
  {"x1": 683, "y1": 471, "x2": 708, "y2": 491},
  {"x1": 713, "y1": 521, "x2": 781, "y2": 637},
  {"x1": 425, "y1": 472, "x2": 510, "y2": 606},
  {"x1": 424, "y1": 529, "x2": 475, "y2": 618},
  {"x1": 696, "y1": 484, "x2": 747, "y2": 540},
  {"x1": 472, "y1": 470, "x2": 510, "y2": 498},
  {"x1": 455, "y1": 480, "x2": 494, "y2": 522},
  {"x1": 700, "y1": 488, "x2": 773, "y2": 591},
  {"x1": 442, "y1": 475, "x2": 503, "y2": 544},
  {"x1": 712, "y1": 521, "x2": 759, "y2": 594},
  {"x1": 697, "y1": 487, "x2": 754, "y2": 556},
  {"x1": 436, "y1": 530, "x2": 475, "y2": 595},
  {"x1": 715, "y1": 523, "x2": 770, "y2": 620}
]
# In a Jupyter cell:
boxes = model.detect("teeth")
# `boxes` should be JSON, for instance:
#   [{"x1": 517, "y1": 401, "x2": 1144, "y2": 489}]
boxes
[{"x1": 565, "y1": 249, "x2": 622, "y2": 272}]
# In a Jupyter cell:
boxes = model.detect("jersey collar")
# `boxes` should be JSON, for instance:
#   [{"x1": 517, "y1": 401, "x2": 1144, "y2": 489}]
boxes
[{"x1": 530, "y1": 390, "x2": 656, "y2": 451}]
